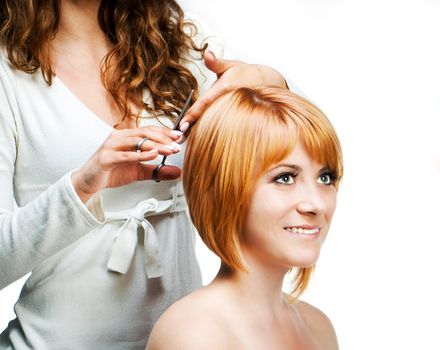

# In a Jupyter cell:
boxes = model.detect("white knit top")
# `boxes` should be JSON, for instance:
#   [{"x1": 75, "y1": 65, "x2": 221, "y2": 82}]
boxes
[{"x1": 0, "y1": 19, "x2": 218, "y2": 349}]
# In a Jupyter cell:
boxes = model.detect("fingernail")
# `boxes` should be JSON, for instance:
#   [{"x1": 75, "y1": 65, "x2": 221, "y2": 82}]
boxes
[
  {"x1": 180, "y1": 121, "x2": 189, "y2": 133},
  {"x1": 170, "y1": 130, "x2": 183, "y2": 138},
  {"x1": 171, "y1": 142, "x2": 182, "y2": 151}
]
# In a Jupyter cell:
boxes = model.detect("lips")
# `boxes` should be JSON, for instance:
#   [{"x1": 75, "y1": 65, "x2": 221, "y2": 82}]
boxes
[{"x1": 284, "y1": 226, "x2": 321, "y2": 235}]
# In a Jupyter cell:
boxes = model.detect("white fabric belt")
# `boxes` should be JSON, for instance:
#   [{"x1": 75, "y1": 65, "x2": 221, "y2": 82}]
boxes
[{"x1": 104, "y1": 189, "x2": 187, "y2": 279}]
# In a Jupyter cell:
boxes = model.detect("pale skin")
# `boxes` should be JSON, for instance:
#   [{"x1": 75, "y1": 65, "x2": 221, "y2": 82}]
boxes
[
  {"x1": 52, "y1": 0, "x2": 288, "y2": 204},
  {"x1": 147, "y1": 144, "x2": 339, "y2": 350}
]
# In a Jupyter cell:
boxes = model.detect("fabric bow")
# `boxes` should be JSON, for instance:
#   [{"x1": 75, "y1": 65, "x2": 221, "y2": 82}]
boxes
[{"x1": 106, "y1": 198, "x2": 166, "y2": 278}]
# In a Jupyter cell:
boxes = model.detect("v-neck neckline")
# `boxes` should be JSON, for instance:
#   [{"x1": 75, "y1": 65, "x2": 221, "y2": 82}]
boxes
[{"x1": 53, "y1": 75, "x2": 115, "y2": 131}]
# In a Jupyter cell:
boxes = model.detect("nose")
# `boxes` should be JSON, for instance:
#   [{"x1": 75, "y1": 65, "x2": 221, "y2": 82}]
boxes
[{"x1": 296, "y1": 184, "x2": 326, "y2": 217}]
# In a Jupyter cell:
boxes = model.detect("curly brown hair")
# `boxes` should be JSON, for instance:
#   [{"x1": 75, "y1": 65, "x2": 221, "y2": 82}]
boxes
[{"x1": 0, "y1": 0, "x2": 206, "y2": 126}]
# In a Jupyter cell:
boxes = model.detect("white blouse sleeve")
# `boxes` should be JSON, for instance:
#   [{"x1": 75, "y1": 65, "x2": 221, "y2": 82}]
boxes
[{"x1": 0, "y1": 58, "x2": 103, "y2": 289}]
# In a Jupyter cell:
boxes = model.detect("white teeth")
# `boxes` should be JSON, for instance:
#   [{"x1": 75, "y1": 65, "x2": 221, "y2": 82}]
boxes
[{"x1": 285, "y1": 227, "x2": 320, "y2": 235}]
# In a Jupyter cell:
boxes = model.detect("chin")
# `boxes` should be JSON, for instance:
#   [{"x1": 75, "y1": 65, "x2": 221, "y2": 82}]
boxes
[{"x1": 286, "y1": 248, "x2": 321, "y2": 268}]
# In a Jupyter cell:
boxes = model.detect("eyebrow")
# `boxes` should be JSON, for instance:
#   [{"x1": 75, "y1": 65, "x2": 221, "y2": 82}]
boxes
[
  {"x1": 268, "y1": 163, "x2": 331, "y2": 173},
  {"x1": 268, "y1": 163, "x2": 302, "y2": 172}
]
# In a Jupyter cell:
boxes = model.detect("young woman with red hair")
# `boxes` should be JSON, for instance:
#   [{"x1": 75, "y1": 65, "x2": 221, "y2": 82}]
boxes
[{"x1": 148, "y1": 87, "x2": 343, "y2": 350}]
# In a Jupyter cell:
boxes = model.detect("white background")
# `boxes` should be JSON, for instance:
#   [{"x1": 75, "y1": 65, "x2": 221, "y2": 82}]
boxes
[{"x1": 1, "y1": 1, "x2": 440, "y2": 349}]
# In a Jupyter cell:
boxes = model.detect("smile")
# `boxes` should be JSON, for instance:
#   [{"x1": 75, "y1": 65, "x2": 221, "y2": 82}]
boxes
[{"x1": 284, "y1": 227, "x2": 321, "y2": 235}]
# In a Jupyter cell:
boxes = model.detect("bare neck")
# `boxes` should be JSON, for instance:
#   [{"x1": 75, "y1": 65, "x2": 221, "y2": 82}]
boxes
[
  {"x1": 49, "y1": 0, "x2": 121, "y2": 127},
  {"x1": 214, "y1": 254, "x2": 290, "y2": 315},
  {"x1": 53, "y1": 0, "x2": 108, "y2": 56}
]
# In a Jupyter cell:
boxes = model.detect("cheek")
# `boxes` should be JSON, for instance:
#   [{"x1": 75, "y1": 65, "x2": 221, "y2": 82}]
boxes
[
  {"x1": 324, "y1": 191, "x2": 337, "y2": 222},
  {"x1": 244, "y1": 201, "x2": 273, "y2": 234},
  {"x1": 246, "y1": 186, "x2": 287, "y2": 221},
  {"x1": 243, "y1": 190, "x2": 289, "y2": 243}
]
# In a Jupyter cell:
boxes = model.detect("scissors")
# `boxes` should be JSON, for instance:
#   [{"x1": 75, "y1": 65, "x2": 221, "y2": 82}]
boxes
[{"x1": 152, "y1": 89, "x2": 194, "y2": 182}]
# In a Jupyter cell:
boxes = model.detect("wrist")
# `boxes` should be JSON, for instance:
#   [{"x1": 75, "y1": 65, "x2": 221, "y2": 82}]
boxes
[{"x1": 71, "y1": 169, "x2": 96, "y2": 204}]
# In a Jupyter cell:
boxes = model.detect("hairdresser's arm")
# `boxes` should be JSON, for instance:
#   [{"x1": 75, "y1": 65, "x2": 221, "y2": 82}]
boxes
[
  {"x1": 0, "y1": 57, "x2": 181, "y2": 288},
  {"x1": 179, "y1": 50, "x2": 287, "y2": 130},
  {"x1": 0, "y1": 60, "x2": 104, "y2": 289}
]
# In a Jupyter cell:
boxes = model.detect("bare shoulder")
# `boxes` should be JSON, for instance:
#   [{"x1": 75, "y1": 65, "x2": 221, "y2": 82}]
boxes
[
  {"x1": 146, "y1": 288, "x2": 230, "y2": 350},
  {"x1": 294, "y1": 300, "x2": 339, "y2": 350}
]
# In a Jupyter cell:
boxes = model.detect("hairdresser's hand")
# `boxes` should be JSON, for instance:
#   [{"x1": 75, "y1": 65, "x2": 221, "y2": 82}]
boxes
[
  {"x1": 179, "y1": 50, "x2": 287, "y2": 131},
  {"x1": 71, "y1": 126, "x2": 182, "y2": 203}
]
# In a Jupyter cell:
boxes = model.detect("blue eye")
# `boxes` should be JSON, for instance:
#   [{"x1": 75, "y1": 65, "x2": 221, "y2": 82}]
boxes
[
  {"x1": 317, "y1": 173, "x2": 335, "y2": 185},
  {"x1": 275, "y1": 173, "x2": 295, "y2": 185}
]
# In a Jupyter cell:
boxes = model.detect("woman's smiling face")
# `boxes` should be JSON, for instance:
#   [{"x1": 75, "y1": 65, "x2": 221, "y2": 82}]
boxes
[{"x1": 241, "y1": 142, "x2": 338, "y2": 270}]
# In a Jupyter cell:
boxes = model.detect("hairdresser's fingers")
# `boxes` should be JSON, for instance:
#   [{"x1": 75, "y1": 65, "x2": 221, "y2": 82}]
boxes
[
  {"x1": 180, "y1": 51, "x2": 288, "y2": 129},
  {"x1": 203, "y1": 50, "x2": 240, "y2": 77},
  {"x1": 119, "y1": 126, "x2": 182, "y2": 145},
  {"x1": 137, "y1": 125, "x2": 183, "y2": 141},
  {"x1": 104, "y1": 159, "x2": 181, "y2": 189},
  {"x1": 107, "y1": 163, "x2": 181, "y2": 188},
  {"x1": 94, "y1": 149, "x2": 158, "y2": 171},
  {"x1": 180, "y1": 80, "x2": 229, "y2": 128},
  {"x1": 111, "y1": 136, "x2": 181, "y2": 155},
  {"x1": 178, "y1": 52, "x2": 243, "y2": 129},
  {"x1": 137, "y1": 163, "x2": 182, "y2": 181},
  {"x1": 111, "y1": 136, "x2": 157, "y2": 152}
]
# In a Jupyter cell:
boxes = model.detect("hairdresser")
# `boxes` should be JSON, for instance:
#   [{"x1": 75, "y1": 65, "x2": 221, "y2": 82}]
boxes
[{"x1": 0, "y1": 1, "x2": 294, "y2": 349}]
